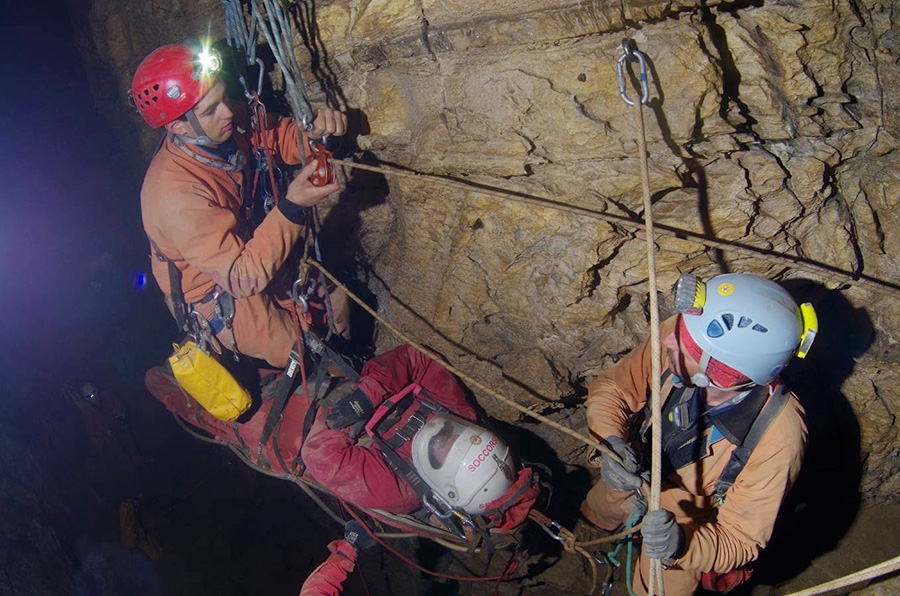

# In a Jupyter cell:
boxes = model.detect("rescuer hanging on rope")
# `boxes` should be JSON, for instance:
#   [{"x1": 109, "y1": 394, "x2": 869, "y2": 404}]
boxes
[
  {"x1": 132, "y1": 40, "x2": 350, "y2": 369},
  {"x1": 582, "y1": 272, "x2": 818, "y2": 596}
]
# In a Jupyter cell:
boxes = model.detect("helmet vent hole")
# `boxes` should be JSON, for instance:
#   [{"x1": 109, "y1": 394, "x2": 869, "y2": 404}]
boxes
[
  {"x1": 153, "y1": 84, "x2": 159, "y2": 91},
  {"x1": 706, "y1": 320, "x2": 724, "y2": 338},
  {"x1": 738, "y1": 316, "x2": 753, "y2": 328},
  {"x1": 752, "y1": 324, "x2": 768, "y2": 333},
  {"x1": 152, "y1": 97, "x2": 158, "y2": 102},
  {"x1": 721, "y1": 313, "x2": 734, "y2": 330}
]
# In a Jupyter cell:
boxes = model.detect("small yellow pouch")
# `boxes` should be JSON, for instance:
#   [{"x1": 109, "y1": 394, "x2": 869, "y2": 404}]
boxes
[{"x1": 168, "y1": 340, "x2": 251, "y2": 422}]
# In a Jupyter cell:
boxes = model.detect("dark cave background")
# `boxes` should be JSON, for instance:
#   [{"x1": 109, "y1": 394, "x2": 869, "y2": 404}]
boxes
[{"x1": 0, "y1": 3, "x2": 404, "y2": 595}]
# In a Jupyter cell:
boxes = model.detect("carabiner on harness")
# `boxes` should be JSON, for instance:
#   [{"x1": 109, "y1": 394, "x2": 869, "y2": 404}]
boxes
[
  {"x1": 212, "y1": 290, "x2": 240, "y2": 362},
  {"x1": 421, "y1": 492, "x2": 475, "y2": 541},
  {"x1": 291, "y1": 278, "x2": 314, "y2": 313},
  {"x1": 188, "y1": 310, "x2": 213, "y2": 353},
  {"x1": 616, "y1": 39, "x2": 651, "y2": 106}
]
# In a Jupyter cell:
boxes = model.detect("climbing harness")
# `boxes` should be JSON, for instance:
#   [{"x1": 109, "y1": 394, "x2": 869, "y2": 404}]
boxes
[{"x1": 643, "y1": 369, "x2": 791, "y2": 507}]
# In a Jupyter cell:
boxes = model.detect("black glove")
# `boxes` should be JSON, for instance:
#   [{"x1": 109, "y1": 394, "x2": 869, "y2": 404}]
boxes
[
  {"x1": 325, "y1": 389, "x2": 375, "y2": 431},
  {"x1": 641, "y1": 509, "x2": 684, "y2": 560},
  {"x1": 600, "y1": 436, "x2": 643, "y2": 493},
  {"x1": 343, "y1": 520, "x2": 376, "y2": 551}
]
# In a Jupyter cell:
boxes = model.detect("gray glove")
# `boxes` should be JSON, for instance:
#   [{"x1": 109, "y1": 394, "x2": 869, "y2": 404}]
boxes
[
  {"x1": 600, "y1": 436, "x2": 643, "y2": 493},
  {"x1": 641, "y1": 509, "x2": 684, "y2": 560}
]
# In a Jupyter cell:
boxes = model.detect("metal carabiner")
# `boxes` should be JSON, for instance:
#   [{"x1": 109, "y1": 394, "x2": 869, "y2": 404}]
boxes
[
  {"x1": 421, "y1": 494, "x2": 468, "y2": 540},
  {"x1": 291, "y1": 279, "x2": 310, "y2": 313},
  {"x1": 188, "y1": 310, "x2": 212, "y2": 352},
  {"x1": 600, "y1": 576, "x2": 615, "y2": 596},
  {"x1": 616, "y1": 40, "x2": 651, "y2": 106},
  {"x1": 254, "y1": 58, "x2": 264, "y2": 97},
  {"x1": 239, "y1": 58, "x2": 266, "y2": 101},
  {"x1": 538, "y1": 520, "x2": 566, "y2": 543}
]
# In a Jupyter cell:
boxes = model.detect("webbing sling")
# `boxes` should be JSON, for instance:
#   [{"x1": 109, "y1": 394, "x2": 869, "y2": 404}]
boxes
[
  {"x1": 148, "y1": 238, "x2": 190, "y2": 335},
  {"x1": 712, "y1": 385, "x2": 790, "y2": 506},
  {"x1": 257, "y1": 337, "x2": 361, "y2": 456},
  {"x1": 166, "y1": 259, "x2": 190, "y2": 334},
  {"x1": 258, "y1": 350, "x2": 302, "y2": 451}
]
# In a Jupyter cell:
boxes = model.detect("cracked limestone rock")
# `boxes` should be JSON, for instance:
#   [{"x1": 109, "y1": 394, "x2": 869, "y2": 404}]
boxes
[{"x1": 76, "y1": 0, "x2": 900, "y2": 503}]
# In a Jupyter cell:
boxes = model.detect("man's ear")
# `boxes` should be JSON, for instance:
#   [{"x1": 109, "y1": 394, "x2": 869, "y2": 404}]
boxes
[{"x1": 164, "y1": 119, "x2": 190, "y2": 137}]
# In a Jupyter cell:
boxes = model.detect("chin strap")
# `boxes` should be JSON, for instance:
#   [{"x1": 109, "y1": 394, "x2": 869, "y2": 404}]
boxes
[{"x1": 183, "y1": 109, "x2": 215, "y2": 147}]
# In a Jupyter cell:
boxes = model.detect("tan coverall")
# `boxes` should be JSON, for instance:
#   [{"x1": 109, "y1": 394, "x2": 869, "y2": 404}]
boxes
[
  {"x1": 141, "y1": 115, "x2": 348, "y2": 368},
  {"x1": 584, "y1": 316, "x2": 807, "y2": 596}
]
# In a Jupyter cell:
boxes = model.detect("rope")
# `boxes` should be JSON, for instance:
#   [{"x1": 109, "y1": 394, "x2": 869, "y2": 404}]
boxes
[
  {"x1": 340, "y1": 501, "x2": 517, "y2": 584},
  {"x1": 528, "y1": 511, "x2": 600, "y2": 594},
  {"x1": 779, "y1": 553, "x2": 900, "y2": 596},
  {"x1": 221, "y1": 0, "x2": 257, "y2": 66},
  {"x1": 306, "y1": 257, "x2": 607, "y2": 456},
  {"x1": 328, "y1": 159, "x2": 900, "y2": 298},
  {"x1": 310, "y1": 255, "x2": 654, "y2": 587},
  {"x1": 251, "y1": 0, "x2": 315, "y2": 152},
  {"x1": 632, "y1": 71, "x2": 666, "y2": 596}
]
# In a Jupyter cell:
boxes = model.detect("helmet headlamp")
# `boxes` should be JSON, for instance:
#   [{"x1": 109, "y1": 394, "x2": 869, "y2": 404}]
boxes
[
  {"x1": 195, "y1": 48, "x2": 221, "y2": 77},
  {"x1": 674, "y1": 273, "x2": 706, "y2": 316}
]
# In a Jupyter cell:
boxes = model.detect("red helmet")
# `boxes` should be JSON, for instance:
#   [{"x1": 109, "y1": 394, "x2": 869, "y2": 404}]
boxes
[{"x1": 130, "y1": 43, "x2": 219, "y2": 128}]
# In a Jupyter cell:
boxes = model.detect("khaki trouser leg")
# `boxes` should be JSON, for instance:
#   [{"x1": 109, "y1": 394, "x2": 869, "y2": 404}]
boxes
[
  {"x1": 632, "y1": 551, "x2": 701, "y2": 596},
  {"x1": 226, "y1": 292, "x2": 297, "y2": 368},
  {"x1": 326, "y1": 286, "x2": 351, "y2": 340},
  {"x1": 583, "y1": 477, "x2": 635, "y2": 532},
  {"x1": 584, "y1": 477, "x2": 703, "y2": 596}
]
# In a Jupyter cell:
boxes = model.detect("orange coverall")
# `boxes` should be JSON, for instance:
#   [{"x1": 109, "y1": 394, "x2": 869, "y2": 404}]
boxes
[
  {"x1": 141, "y1": 113, "x2": 347, "y2": 368},
  {"x1": 584, "y1": 316, "x2": 807, "y2": 596}
]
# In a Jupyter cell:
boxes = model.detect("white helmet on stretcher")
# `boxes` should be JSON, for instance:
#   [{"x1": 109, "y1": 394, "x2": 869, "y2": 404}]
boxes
[{"x1": 411, "y1": 414, "x2": 516, "y2": 515}]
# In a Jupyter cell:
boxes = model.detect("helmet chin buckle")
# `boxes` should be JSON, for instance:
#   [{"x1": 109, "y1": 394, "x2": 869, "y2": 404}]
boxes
[
  {"x1": 691, "y1": 352, "x2": 712, "y2": 388},
  {"x1": 690, "y1": 373, "x2": 710, "y2": 388}
]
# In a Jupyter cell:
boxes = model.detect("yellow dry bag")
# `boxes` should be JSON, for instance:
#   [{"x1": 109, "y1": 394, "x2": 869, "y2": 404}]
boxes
[{"x1": 168, "y1": 340, "x2": 251, "y2": 422}]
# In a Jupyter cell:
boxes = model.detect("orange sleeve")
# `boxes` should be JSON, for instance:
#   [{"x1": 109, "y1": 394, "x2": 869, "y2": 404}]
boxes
[
  {"x1": 264, "y1": 114, "x2": 305, "y2": 166},
  {"x1": 585, "y1": 316, "x2": 676, "y2": 442},
  {"x1": 154, "y1": 172, "x2": 304, "y2": 299}
]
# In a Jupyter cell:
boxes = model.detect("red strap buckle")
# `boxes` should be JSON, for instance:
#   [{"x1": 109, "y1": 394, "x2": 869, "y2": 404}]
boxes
[{"x1": 306, "y1": 142, "x2": 335, "y2": 187}]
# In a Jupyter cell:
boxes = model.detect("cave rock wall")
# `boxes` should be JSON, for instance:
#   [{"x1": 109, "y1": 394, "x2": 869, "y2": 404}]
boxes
[{"x1": 73, "y1": 0, "x2": 900, "y2": 502}]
